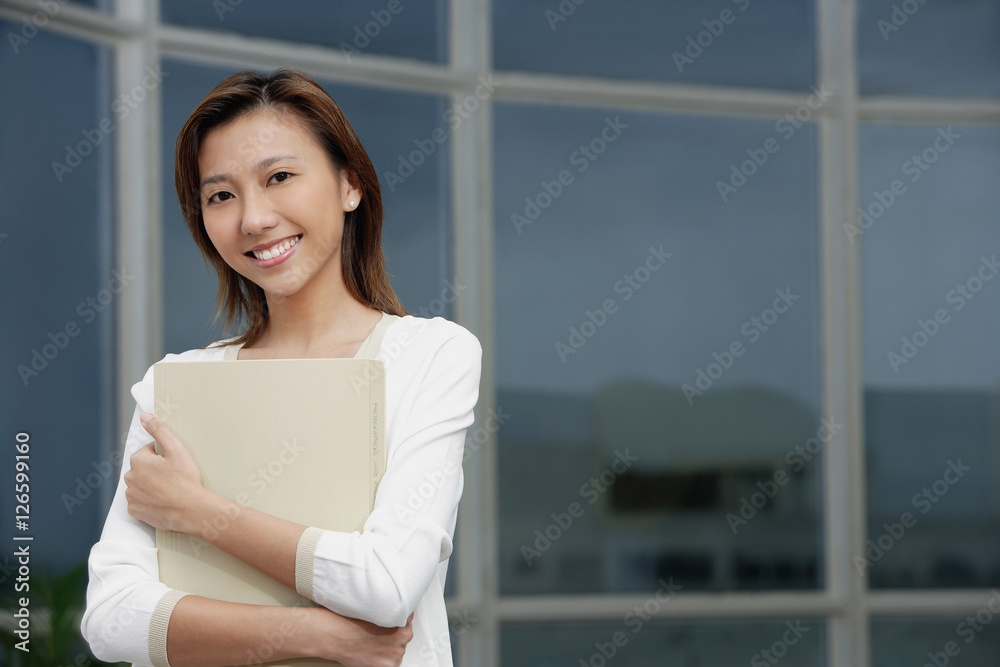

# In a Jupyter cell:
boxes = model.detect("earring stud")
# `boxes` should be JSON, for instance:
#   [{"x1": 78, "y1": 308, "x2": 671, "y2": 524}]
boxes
[{"x1": 348, "y1": 200, "x2": 356, "y2": 208}]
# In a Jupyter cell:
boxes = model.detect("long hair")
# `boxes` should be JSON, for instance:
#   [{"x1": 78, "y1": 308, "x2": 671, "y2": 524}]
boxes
[{"x1": 174, "y1": 68, "x2": 408, "y2": 346}]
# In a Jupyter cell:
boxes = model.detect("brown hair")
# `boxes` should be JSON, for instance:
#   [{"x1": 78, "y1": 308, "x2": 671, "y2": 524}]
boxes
[{"x1": 174, "y1": 68, "x2": 408, "y2": 346}]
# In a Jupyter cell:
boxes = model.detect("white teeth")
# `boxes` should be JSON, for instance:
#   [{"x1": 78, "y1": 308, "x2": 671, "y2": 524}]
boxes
[{"x1": 252, "y1": 236, "x2": 299, "y2": 261}]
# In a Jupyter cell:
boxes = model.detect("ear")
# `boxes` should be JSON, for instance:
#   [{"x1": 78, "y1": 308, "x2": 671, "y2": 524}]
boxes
[{"x1": 340, "y1": 168, "x2": 362, "y2": 211}]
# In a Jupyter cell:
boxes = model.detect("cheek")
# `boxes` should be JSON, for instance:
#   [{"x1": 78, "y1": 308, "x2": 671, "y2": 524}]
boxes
[{"x1": 202, "y1": 216, "x2": 234, "y2": 255}]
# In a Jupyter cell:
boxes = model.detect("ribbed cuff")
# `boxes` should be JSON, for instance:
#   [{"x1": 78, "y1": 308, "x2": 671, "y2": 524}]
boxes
[
  {"x1": 295, "y1": 526, "x2": 324, "y2": 599},
  {"x1": 148, "y1": 589, "x2": 187, "y2": 667}
]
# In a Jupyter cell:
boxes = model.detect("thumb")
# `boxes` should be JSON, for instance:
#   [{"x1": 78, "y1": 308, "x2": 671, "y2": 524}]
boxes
[{"x1": 139, "y1": 413, "x2": 176, "y2": 455}]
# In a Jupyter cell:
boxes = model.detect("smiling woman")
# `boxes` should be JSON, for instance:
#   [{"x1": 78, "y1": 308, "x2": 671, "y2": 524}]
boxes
[
  {"x1": 173, "y1": 70, "x2": 409, "y2": 350},
  {"x1": 80, "y1": 69, "x2": 482, "y2": 667},
  {"x1": 197, "y1": 112, "x2": 355, "y2": 307}
]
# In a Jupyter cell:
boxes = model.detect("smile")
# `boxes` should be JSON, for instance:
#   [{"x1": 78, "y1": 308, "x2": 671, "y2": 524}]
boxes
[{"x1": 247, "y1": 235, "x2": 300, "y2": 262}]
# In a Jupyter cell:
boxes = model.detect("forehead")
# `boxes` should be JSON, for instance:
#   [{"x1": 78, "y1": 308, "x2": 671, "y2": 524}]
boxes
[{"x1": 198, "y1": 110, "x2": 323, "y2": 170}]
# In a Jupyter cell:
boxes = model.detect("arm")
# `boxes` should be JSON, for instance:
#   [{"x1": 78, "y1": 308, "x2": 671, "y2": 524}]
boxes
[
  {"x1": 164, "y1": 596, "x2": 412, "y2": 667},
  {"x1": 83, "y1": 364, "x2": 413, "y2": 666},
  {"x1": 125, "y1": 329, "x2": 482, "y2": 628}
]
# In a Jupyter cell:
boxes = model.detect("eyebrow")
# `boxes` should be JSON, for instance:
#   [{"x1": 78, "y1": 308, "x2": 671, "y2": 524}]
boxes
[{"x1": 200, "y1": 154, "x2": 300, "y2": 191}]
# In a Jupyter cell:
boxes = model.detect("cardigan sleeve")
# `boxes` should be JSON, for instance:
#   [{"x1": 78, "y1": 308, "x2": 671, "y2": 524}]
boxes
[
  {"x1": 80, "y1": 359, "x2": 188, "y2": 667},
  {"x1": 294, "y1": 329, "x2": 482, "y2": 627}
]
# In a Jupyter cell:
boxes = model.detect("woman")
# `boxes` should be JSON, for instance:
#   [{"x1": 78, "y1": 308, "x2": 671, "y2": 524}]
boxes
[{"x1": 82, "y1": 68, "x2": 482, "y2": 667}]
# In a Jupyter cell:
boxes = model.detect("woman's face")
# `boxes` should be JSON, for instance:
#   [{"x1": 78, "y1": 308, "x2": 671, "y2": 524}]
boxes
[{"x1": 197, "y1": 109, "x2": 360, "y2": 300}]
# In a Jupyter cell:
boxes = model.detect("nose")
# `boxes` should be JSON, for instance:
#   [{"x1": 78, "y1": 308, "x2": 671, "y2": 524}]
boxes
[{"x1": 240, "y1": 187, "x2": 279, "y2": 236}]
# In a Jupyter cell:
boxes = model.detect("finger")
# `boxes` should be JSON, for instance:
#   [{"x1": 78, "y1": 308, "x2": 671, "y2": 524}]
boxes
[
  {"x1": 139, "y1": 413, "x2": 180, "y2": 456},
  {"x1": 128, "y1": 442, "x2": 156, "y2": 466}
]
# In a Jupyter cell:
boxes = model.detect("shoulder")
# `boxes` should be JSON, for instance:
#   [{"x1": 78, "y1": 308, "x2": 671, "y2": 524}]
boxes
[
  {"x1": 380, "y1": 315, "x2": 481, "y2": 377},
  {"x1": 129, "y1": 341, "x2": 232, "y2": 412},
  {"x1": 384, "y1": 314, "x2": 481, "y2": 355}
]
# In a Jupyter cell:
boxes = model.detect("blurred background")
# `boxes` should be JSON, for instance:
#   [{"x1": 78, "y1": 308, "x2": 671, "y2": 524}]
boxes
[{"x1": 1, "y1": 0, "x2": 999, "y2": 665}]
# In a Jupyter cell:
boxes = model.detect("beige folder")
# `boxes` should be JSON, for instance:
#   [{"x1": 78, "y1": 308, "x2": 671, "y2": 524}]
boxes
[{"x1": 153, "y1": 358, "x2": 386, "y2": 666}]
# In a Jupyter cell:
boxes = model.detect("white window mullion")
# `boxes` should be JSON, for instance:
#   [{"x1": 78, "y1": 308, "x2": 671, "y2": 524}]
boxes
[
  {"x1": 817, "y1": 0, "x2": 868, "y2": 665},
  {"x1": 113, "y1": 0, "x2": 161, "y2": 477},
  {"x1": 448, "y1": 0, "x2": 496, "y2": 664}
]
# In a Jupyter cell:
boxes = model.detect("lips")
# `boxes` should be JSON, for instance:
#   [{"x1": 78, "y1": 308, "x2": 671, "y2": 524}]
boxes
[{"x1": 246, "y1": 235, "x2": 300, "y2": 261}]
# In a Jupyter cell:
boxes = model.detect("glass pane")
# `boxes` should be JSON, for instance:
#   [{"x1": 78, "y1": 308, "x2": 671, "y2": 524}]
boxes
[
  {"x1": 493, "y1": 0, "x2": 815, "y2": 90},
  {"x1": 858, "y1": 0, "x2": 1000, "y2": 97},
  {"x1": 162, "y1": 1, "x2": 446, "y2": 63},
  {"x1": 872, "y1": 617, "x2": 1000, "y2": 666},
  {"x1": 861, "y1": 124, "x2": 1000, "y2": 588},
  {"x1": 161, "y1": 60, "x2": 451, "y2": 352},
  {"x1": 495, "y1": 103, "x2": 823, "y2": 595},
  {"x1": 0, "y1": 23, "x2": 113, "y2": 570},
  {"x1": 502, "y1": 619, "x2": 826, "y2": 666}
]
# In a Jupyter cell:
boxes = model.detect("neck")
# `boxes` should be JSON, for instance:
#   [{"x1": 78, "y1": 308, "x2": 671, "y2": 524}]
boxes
[{"x1": 256, "y1": 266, "x2": 380, "y2": 353}]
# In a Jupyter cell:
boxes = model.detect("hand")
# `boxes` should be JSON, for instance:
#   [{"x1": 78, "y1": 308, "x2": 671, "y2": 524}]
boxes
[
  {"x1": 314, "y1": 610, "x2": 415, "y2": 667},
  {"x1": 124, "y1": 413, "x2": 208, "y2": 533}
]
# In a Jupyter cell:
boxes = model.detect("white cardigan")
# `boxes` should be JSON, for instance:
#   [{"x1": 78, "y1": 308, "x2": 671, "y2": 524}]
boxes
[{"x1": 81, "y1": 314, "x2": 482, "y2": 666}]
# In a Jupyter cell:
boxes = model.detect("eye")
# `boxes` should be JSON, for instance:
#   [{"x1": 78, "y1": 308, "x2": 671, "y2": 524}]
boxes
[
  {"x1": 205, "y1": 190, "x2": 234, "y2": 205},
  {"x1": 269, "y1": 171, "x2": 293, "y2": 184}
]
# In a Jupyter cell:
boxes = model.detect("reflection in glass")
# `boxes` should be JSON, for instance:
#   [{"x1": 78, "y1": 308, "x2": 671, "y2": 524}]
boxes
[
  {"x1": 502, "y1": 619, "x2": 825, "y2": 666},
  {"x1": 494, "y1": 102, "x2": 822, "y2": 595},
  {"x1": 861, "y1": 124, "x2": 1000, "y2": 589},
  {"x1": 493, "y1": 0, "x2": 815, "y2": 89},
  {"x1": 872, "y1": 617, "x2": 1000, "y2": 666},
  {"x1": 162, "y1": 1, "x2": 445, "y2": 63},
  {"x1": 0, "y1": 23, "x2": 113, "y2": 569},
  {"x1": 857, "y1": 0, "x2": 1000, "y2": 97}
]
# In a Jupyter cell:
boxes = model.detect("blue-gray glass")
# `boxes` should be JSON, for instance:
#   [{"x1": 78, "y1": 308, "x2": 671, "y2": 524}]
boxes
[
  {"x1": 0, "y1": 23, "x2": 114, "y2": 571},
  {"x1": 494, "y1": 102, "x2": 823, "y2": 594},
  {"x1": 861, "y1": 124, "x2": 1000, "y2": 589},
  {"x1": 502, "y1": 619, "x2": 825, "y2": 666},
  {"x1": 872, "y1": 617, "x2": 1000, "y2": 666},
  {"x1": 857, "y1": 0, "x2": 1000, "y2": 97},
  {"x1": 161, "y1": 60, "x2": 451, "y2": 353},
  {"x1": 161, "y1": 1, "x2": 446, "y2": 63},
  {"x1": 493, "y1": 0, "x2": 815, "y2": 90}
]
